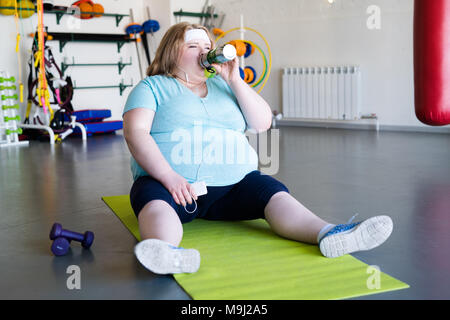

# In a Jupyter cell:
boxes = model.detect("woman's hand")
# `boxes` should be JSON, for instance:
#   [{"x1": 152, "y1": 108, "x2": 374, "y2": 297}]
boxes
[
  {"x1": 159, "y1": 170, "x2": 198, "y2": 207},
  {"x1": 212, "y1": 57, "x2": 242, "y2": 85}
]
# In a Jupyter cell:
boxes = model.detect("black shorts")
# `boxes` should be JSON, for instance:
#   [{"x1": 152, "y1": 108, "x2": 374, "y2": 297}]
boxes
[{"x1": 129, "y1": 170, "x2": 290, "y2": 224}]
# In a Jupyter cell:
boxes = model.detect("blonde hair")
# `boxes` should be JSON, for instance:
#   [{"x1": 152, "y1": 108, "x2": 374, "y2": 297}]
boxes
[{"x1": 146, "y1": 22, "x2": 215, "y2": 77}]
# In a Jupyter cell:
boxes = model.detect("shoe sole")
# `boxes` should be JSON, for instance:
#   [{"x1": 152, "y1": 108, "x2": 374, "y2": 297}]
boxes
[
  {"x1": 319, "y1": 215, "x2": 393, "y2": 258},
  {"x1": 134, "y1": 239, "x2": 200, "y2": 275}
]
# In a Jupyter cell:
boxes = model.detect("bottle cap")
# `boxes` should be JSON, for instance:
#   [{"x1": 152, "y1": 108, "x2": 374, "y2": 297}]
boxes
[{"x1": 222, "y1": 44, "x2": 237, "y2": 60}]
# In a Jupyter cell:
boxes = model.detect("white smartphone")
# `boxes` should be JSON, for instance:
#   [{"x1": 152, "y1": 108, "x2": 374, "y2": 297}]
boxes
[{"x1": 191, "y1": 181, "x2": 207, "y2": 197}]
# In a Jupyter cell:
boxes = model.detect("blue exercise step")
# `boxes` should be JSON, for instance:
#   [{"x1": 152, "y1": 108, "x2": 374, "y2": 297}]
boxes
[
  {"x1": 64, "y1": 109, "x2": 111, "y2": 123},
  {"x1": 73, "y1": 120, "x2": 123, "y2": 136}
]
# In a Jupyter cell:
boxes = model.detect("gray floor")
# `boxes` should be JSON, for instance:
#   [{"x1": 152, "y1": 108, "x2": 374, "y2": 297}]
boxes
[{"x1": 1, "y1": 127, "x2": 449, "y2": 299}]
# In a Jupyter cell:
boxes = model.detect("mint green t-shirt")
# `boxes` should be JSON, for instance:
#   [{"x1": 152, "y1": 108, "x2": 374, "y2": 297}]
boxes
[{"x1": 123, "y1": 75, "x2": 258, "y2": 187}]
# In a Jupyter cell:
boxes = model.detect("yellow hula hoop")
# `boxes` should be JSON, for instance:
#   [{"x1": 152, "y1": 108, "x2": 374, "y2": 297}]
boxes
[
  {"x1": 216, "y1": 27, "x2": 272, "y2": 93},
  {"x1": 240, "y1": 39, "x2": 266, "y2": 91}
]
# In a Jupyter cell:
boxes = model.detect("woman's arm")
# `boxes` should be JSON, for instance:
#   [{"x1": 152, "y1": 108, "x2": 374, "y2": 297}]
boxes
[
  {"x1": 123, "y1": 108, "x2": 196, "y2": 206},
  {"x1": 123, "y1": 108, "x2": 174, "y2": 182},
  {"x1": 213, "y1": 57, "x2": 273, "y2": 133},
  {"x1": 227, "y1": 77, "x2": 273, "y2": 133}
]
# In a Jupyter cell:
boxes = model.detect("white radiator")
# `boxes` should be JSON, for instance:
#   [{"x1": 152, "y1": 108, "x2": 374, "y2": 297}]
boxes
[{"x1": 282, "y1": 66, "x2": 361, "y2": 120}]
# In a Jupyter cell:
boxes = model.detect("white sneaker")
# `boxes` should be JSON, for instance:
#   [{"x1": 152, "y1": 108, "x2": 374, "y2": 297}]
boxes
[
  {"x1": 134, "y1": 239, "x2": 200, "y2": 275},
  {"x1": 319, "y1": 215, "x2": 394, "y2": 258}
]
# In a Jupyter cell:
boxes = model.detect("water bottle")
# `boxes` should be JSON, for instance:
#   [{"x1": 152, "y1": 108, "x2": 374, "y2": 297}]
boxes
[{"x1": 199, "y1": 44, "x2": 237, "y2": 73}]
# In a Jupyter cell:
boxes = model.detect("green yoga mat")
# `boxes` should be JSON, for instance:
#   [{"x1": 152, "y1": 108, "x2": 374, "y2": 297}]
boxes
[{"x1": 102, "y1": 195, "x2": 409, "y2": 300}]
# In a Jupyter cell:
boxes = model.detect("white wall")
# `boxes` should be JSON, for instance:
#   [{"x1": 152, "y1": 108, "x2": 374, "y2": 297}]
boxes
[
  {"x1": 211, "y1": 0, "x2": 430, "y2": 128},
  {"x1": 0, "y1": 0, "x2": 171, "y2": 122}
]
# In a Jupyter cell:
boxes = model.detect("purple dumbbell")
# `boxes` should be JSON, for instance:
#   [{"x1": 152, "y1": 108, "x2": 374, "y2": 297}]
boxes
[
  {"x1": 51, "y1": 237, "x2": 71, "y2": 256},
  {"x1": 49, "y1": 223, "x2": 94, "y2": 249}
]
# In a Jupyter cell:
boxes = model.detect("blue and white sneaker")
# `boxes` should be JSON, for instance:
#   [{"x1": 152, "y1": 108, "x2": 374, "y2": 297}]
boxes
[
  {"x1": 134, "y1": 239, "x2": 200, "y2": 274},
  {"x1": 319, "y1": 215, "x2": 393, "y2": 258}
]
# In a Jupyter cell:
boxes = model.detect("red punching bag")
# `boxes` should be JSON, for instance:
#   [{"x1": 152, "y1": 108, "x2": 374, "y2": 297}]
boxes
[{"x1": 414, "y1": 0, "x2": 450, "y2": 126}]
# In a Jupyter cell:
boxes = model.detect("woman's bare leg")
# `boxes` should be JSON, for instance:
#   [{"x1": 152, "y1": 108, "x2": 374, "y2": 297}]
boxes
[
  {"x1": 264, "y1": 191, "x2": 330, "y2": 244},
  {"x1": 138, "y1": 200, "x2": 183, "y2": 246}
]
